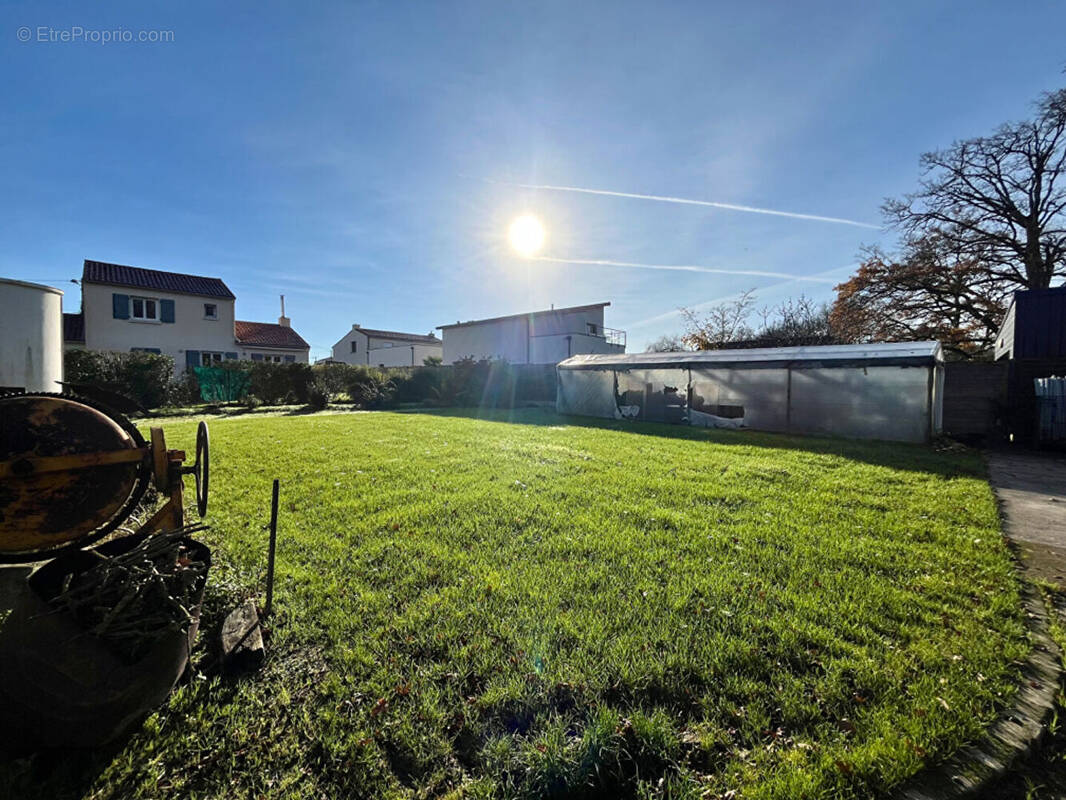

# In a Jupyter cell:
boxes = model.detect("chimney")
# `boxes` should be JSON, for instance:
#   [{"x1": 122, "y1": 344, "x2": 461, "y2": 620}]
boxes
[
  {"x1": 352, "y1": 323, "x2": 361, "y2": 329},
  {"x1": 278, "y1": 294, "x2": 291, "y2": 328}
]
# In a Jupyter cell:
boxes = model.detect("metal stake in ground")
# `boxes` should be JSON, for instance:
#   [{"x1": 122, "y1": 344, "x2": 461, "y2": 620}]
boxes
[{"x1": 264, "y1": 478, "x2": 279, "y2": 618}]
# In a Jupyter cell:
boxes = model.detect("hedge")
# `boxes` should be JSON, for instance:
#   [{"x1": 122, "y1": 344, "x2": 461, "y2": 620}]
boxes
[
  {"x1": 63, "y1": 351, "x2": 558, "y2": 411},
  {"x1": 64, "y1": 350, "x2": 179, "y2": 409}
]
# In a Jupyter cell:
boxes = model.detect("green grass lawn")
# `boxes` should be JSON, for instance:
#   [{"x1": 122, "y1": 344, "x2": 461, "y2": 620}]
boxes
[{"x1": 4, "y1": 409, "x2": 1027, "y2": 799}]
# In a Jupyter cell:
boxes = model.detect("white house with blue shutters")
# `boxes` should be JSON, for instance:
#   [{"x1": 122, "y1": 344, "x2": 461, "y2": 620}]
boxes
[{"x1": 64, "y1": 260, "x2": 310, "y2": 374}]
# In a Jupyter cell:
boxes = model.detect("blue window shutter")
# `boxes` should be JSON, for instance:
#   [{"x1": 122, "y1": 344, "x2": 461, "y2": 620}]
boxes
[
  {"x1": 284, "y1": 355, "x2": 295, "y2": 363},
  {"x1": 185, "y1": 350, "x2": 200, "y2": 369},
  {"x1": 112, "y1": 293, "x2": 129, "y2": 319},
  {"x1": 225, "y1": 351, "x2": 238, "y2": 360},
  {"x1": 160, "y1": 299, "x2": 175, "y2": 323},
  {"x1": 251, "y1": 353, "x2": 263, "y2": 361}
]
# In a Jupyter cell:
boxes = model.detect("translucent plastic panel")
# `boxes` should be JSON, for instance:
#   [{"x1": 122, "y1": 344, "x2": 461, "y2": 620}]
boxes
[
  {"x1": 612, "y1": 369, "x2": 688, "y2": 423},
  {"x1": 689, "y1": 368, "x2": 789, "y2": 431},
  {"x1": 556, "y1": 369, "x2": 620, "y2": 419},
  {"x1": 789, "y1": 366, "x2": 931, "y2": 442}
]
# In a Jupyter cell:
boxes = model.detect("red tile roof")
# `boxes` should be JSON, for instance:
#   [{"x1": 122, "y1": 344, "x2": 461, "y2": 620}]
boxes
[
  {"x1": 235, "y1": 320, "x2": 309, "y2": 350},
  {"x1": 83, "y1": 259, "x2": 235, "y2": 299},
  {"x1": 63, "y1": 312, "x2": 85, "y2": 342}
]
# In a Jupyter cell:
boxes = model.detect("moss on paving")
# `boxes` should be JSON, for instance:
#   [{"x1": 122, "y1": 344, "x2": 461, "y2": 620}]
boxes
[{"x1": 1, "y1": 409, "x2": 1028, "y2": 799}]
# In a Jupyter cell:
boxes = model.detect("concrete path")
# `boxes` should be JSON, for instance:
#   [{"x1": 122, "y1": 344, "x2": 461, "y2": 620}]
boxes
[
  {"x1": 978, "y1": 450, "x2": 1066, "y2": 798},
  {"x1": 987, "y1": 451, "x2": 1066, "y2": 585}
]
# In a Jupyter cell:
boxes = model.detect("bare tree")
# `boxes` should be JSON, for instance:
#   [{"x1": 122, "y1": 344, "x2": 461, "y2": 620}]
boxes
[
  {"x1": 680, "y1": 290, "x2": 757, "y2": 350},
  {"x1": 681, "y1": 290, "x2": 838, "y2": 350},
  {"x1": 884, "y1": 89, "x2": 1066, "y2": 289},
  {"x1": 755, "y1": 295, "x2": 835, "y2": 347},
  {"x1": 645, "y1": 333, "x2": 687, "y2": 352}
]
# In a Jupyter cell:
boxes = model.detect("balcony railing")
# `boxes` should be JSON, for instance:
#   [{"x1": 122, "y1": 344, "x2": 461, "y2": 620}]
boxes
[{"x1": 530, "y1": 328, "x2": 627, "y2": 349}]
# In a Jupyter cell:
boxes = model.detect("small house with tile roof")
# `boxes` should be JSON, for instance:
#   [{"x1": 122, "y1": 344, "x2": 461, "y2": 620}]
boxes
[
  {"x1": 66, "y1": 259, "x2": 310, "y2": 373},
  {"x1": 331, "y1": 324, "x2": 442, "y2": 367}
]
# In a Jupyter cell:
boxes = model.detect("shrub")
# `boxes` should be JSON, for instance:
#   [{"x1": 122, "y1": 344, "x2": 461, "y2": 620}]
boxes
[
  {"x1": 64, "y1": 350, "x2": 177, "y2": 409},
  {"x1": 344, "y1": 366, "x2": 395, "y2": 409},
  {"x1": 391, "y1": 366, "x2": 445, "y2": 405},
  {"x1": 312, "y1": 363, "x2": 351, "y2": 398},
  {"x1": 167, "y1": 369, "x2": 200, "y2": 407},
  {"x1": 247, "y1": 362, "x2": 313, "y2": 405},
  {"x1": 307, "y1": 385, "x2": 329, "y2": 410},
  {"x1": 242, "y1": 393, "x2": 263, "y2": 410}
]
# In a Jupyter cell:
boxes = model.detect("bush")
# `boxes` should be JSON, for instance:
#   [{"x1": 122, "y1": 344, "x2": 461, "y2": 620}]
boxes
[
  {"x1": 391, "y1": 365, "x2": 445, "y2": 404},
  {"x1": 307, "y1": 384, "x2": 329, "y2": 410},
  {"x1": 312, "y1": 363, "x2": 351, "y2": 398},
  {"x1": 242, "y1": 393, "x2": 263, "y2": 410},
  {"x1": 167, "y1": 368, "x2": 200, "y2": 407},
  {"x1": 343, "y1": 366, "x2": 395, "y2": 409},
  {"x1": 64, "y1": 350, "x2": 178, "y2": 409},
  {"x1": 247, "y1": 362, "x2": 313, "y2": 405}
]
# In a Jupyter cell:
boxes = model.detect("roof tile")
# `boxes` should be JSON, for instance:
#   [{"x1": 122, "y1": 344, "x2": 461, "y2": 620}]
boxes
[
  {"x1": 235, "y1": 320, "x2": 309, "y2": 350},
  {"x1": 63, "y1": 312, "x2": 85, "y2": 342},
  {"x1": 82, "y1": 259, "x2": 235, "y2": 299}
]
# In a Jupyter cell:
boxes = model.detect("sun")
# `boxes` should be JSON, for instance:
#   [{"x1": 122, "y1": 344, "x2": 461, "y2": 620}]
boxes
[{"x1": 508, "y1": 214, "x2": 545, "y2": 257}]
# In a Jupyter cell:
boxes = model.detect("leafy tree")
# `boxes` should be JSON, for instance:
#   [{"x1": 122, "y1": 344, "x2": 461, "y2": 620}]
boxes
[
  {"x1": 884, "y1": 88, "x2": 1066, "y2": 290},
  {"x1": 830, "y1": 238, "x2": 1009, "y2": 359}
]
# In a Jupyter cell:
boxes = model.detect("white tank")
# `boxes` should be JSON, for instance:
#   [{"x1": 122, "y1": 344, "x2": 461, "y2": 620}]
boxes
[{"x1": 0, "y1": 278, "x2": 64, "y2": 393}]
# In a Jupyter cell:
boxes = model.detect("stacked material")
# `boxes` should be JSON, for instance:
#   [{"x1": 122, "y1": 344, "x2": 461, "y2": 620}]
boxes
[{"x1": 48, "y1": 526, "x2": 209, "y2": 663}]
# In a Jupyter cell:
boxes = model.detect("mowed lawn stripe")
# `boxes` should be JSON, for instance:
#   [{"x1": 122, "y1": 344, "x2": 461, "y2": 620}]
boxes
[{"x1": 10, "y1": 408, "x2": 1023, "y2": 800}]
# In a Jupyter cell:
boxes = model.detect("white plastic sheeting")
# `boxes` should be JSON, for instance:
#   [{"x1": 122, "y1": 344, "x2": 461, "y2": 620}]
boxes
[{"x1": 556, "y1": 341, "x2": 945, "y2": 443}]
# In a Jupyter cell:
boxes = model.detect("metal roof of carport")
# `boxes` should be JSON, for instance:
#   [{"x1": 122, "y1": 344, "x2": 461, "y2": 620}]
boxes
[{"x1": 558, "y1": 341, "x2": 943, "y2": 370}]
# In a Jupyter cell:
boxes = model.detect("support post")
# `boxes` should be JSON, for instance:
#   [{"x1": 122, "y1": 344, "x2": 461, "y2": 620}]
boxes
[{"x1": 264, "y1": 478, "x2": 279, "y2": 618}]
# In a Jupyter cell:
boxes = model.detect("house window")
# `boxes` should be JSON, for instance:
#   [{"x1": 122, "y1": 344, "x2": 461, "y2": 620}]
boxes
[
  {"x1": 200, "y1": 351, "x2": 224, "y2": 366},
  {"x1": 350, "y1": 341, "x2": 357, "y2": 353},
  {"x1": 131, "y1": 297, "x2": 159, "y2": 321},
  {"x1": 204, "y1": 303, "x2": 218, "y2": 320},
  {"x1": 587, "y1": 322, "x2": 598, "y2": 336}
]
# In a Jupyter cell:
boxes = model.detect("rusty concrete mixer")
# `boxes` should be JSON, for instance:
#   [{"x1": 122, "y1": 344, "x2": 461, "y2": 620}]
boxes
[{"x1": 0, "y1": 392, "x2": 213, "y2": 748}]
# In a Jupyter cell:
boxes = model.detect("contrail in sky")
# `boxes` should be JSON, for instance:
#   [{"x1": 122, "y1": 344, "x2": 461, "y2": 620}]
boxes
[
  {"x1": 497, "y1": 181, "x2": 881, "y2": 229},
  {"x1": 532, "y1": 255, "x2": 838, "y2": 283},
  {"x1": 624, "y1": 264, "x2": 856, "y2": 330}
]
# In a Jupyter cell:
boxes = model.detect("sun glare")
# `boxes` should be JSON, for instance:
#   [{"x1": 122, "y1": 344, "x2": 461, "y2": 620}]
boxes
[{"x1": 508, "y1": 214, "x2": 545, "y2": 257}]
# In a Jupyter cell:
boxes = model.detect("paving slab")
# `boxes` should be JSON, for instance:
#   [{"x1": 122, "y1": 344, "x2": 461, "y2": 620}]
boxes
[{"x1": 987, "y1": 451, "x2": 1066, "y2": 585}]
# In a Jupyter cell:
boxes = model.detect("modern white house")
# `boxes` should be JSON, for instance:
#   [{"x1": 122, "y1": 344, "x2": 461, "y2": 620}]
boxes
[
  {"x1": 438, "y1": 302, "x2": 625, "y2": 365},
  {"x1": 331, "y1": 324, "x2": 442, "y2": 367},
  {"x1": 63, "y1": 260, "x2": 310, "y2": 373}
]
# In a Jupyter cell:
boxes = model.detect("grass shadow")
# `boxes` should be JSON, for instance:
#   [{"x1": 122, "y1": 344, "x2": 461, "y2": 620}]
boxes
[{"x1": 400, "y1": 406, "x2": 984, "y2": 478}]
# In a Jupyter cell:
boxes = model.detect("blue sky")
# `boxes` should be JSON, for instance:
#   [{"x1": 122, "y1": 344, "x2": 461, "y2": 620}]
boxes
[{"x1": 3, "y1": 1, "x2": 1064, "y2": 358}]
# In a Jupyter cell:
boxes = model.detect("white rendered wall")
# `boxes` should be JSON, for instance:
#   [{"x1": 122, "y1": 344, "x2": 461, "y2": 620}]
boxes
[
  {"x1": 0, "y1": 278, "x2": 64, "y2": 392},
  {"x1": 82, "y1": 282, "x2": 237, "y2": 374},
  {"x1": 442, "y1": 307, "x2": 612, "y2": 365},
  {"x1": 368, "y1": 343, "x2": 443, "y2": 367}
]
